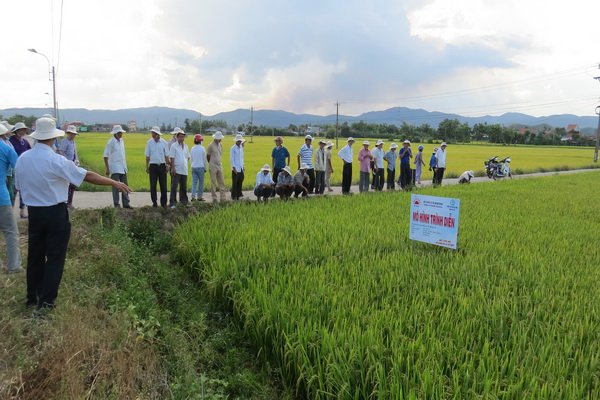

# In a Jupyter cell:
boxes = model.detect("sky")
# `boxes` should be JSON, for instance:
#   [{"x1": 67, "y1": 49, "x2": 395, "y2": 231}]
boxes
[{"x1": 2, "y1": 0, "x2": 600, "y2": 118}]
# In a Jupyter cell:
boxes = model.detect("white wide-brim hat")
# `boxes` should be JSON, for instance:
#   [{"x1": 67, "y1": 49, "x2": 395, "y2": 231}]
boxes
[
  {"x1": 66, "y1": 125, "x2": 79, "y2": 135},
  {"x1": 347, "y1": 137, "x2": 355, "y2": 142},
  {"x1": 213, "y1": 131, "x2": 224, "y2": 140},
  {"x1": 441, "y1": 142, "x2": 447, "y2": 147},
  {"x1": 403, "y1": 140, "x2": 410, "y2": 144},
  {"x1": 261, "y1": 163, "x2": 271, "y2": 172},
  {"x1": 11, "y1": 122, "x2": 28, "y2": 133},
  {"x1": 0, "y1": 125, "x2": 8, "y2": 136},
  {"x1": 362, "y1": 141, "x2": 370, "y2": 146},
  {"x1": 30, "y1": 117, "x2": 65, "y2": 141},
  {"x1": 151, "y1": 126, "x2": 162, "y2": 135},
  {"x1": 390, "y1": 143, "x2": 398, "y2": 149},
  {"x1": 283, "y1": 166, "x2": 292, "y2": 175},
  {"x1": 305, "y1": 134, "x2": 313, "y2": 141},
  {"x1": 111, "y1": 125, "x2": 126, "y2": 135},
  {"x1": 171, "y1": 127, "x2": 184, "y2": 135},
  {"x1": 234, "y1": 134, "x2": 244, "y2": 142},
  {"x1": 326, "y1": 141, "x2": 333, "y2": 148},
  {"x1": 0, "y1": 121, "x2": 14, "y2": 132},
  {"x1": 376, "y1": 140, "x2": 384, "y2": 146}
]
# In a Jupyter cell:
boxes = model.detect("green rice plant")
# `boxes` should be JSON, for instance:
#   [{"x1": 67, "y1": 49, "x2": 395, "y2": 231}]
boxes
[{"x1": 75, "y1": 133, "x2": 598, "y2": 191}]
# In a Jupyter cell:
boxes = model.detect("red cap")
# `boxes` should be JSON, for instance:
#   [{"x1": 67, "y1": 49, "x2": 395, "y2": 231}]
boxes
[{"x1": 194, "y1": 134, "x2": 203, "y2": 142}]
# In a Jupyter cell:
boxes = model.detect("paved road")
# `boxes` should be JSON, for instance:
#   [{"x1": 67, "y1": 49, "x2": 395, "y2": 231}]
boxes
[{"x1": 11, "y1": 168, "x2": 598, "y2": 217}]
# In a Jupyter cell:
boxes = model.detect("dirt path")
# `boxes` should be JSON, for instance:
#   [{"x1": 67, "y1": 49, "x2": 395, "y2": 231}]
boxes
[{"x1": 11, "y1": 168, "x2": 599, "y2": 216}]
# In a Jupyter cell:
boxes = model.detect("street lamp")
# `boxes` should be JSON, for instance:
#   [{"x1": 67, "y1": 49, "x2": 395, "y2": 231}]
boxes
[{"x1": 28, "y1": 48, "x2": 58, "y2": 122}]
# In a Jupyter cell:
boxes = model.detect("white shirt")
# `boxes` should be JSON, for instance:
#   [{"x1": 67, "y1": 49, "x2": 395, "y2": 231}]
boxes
[
  {"x1": 435, "y1": 148, "x2": 447, "y2": 168},
  {"x1": 15, "y1": 143, "x2": 87, "y2": 206},
  {"x1": 255, "y1": 171, "x2": 274, "y2": 188},
  {"x1": 145, "y1": 138, "x2": 169, "y2": 164},
  {"x1": 169, "y1": 142, "x2": 190, "y2": 175},
  {"x1": 103, "y1": 136, "x2": 127, "y2": 174},
  {"x1": 338, "y1": 144, "x2": 353, "y2": 163},
  {"x1": 230, "y1": 144, "x2": 244, "y2": 172},
  {"x1": 372, "y1": 147, "x2": 385, "y2": 169},
  {"x1": 190, "y1": 144, "x2": 207, "y2": 169}
]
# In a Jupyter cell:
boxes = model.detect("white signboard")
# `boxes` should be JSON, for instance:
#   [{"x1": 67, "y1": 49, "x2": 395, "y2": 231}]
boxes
[{"x1": 409, "y1": 194, "x2": 461, "y2": 250}]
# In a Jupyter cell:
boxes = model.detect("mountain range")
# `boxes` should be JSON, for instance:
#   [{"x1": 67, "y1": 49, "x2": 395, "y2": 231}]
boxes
[{"x1": 1, "y1": 106, "x2": 598, "y2": 132}]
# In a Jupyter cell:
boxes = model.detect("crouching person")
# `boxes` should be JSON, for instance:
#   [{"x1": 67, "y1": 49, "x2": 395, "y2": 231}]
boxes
[
  {"x1": 294, "y1": 163, "x2": 310, "y2": 198},
  {"x1": 254, "y1": 164, "x2": 274, "y2": 202},
  {"x1": 275, "y1": 166, "x2": 294, "y2": 200},
  {"x1": 458, "y1": 170, "x2": 474, "y2": 184}
]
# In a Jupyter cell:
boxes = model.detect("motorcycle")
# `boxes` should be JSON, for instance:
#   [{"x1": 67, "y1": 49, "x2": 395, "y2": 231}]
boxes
[{"x1": 484, "y1": 156, "x2": 512, "y2": 180}]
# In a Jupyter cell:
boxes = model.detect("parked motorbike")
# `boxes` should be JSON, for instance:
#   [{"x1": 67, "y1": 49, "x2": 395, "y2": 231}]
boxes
[{"x1": 484, "y1": 156, "x2": 512, "y2": 180}]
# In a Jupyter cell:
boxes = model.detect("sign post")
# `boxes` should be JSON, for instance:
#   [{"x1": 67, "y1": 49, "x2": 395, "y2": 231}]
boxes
[{"x1": 409, "y1": 194, "x2": 461, "y2": 250}]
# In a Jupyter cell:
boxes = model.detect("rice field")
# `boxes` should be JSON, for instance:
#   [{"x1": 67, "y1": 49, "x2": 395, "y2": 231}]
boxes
[
  {"x1": 173, "y1": 171, "x2": 600, "y2": 399},
  {"x1": 75, "y1": 132, "x2": 598, "y2": 191}
]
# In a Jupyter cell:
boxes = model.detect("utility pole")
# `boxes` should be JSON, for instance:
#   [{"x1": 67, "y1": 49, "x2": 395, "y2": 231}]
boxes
[
  {"x1": 335, "y1": 100, "x2": 339, "y2": 149},
  {"x1": 250, "y1": 106, "x2": 254, "y2": 143},
  {"x1": 594, "y1": 72, "x2": 600, "y2": 162}
]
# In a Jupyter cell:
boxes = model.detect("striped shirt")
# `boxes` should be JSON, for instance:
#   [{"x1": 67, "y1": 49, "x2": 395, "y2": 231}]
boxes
[{"x1": 298, "y1": 144, "x2": 313, "y2": 169}]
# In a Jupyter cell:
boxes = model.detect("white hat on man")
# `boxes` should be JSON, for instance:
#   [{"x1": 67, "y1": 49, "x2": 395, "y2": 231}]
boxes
[
  {"x1": 283, "y1": 165, "x2": 292, "y2": 175},
  {"x1": 362, "y1": 140, "x2": 370, "y2": 146},
  {"x1": 390, "y1": 143, "x2": 398, "y2": 149},
  {"x1": 234, "y1": 134, "x2": 244, "y2": 142},
  {"x1": 0, "y1": 125, "x2": 8, "y2": 136},
  {"x1": 66, "y1": 125, "x2": 79, "y2": 135},
  {"x1": 403, "y1": 139, "x2": 411, "y2": 145},
  {"x1": 441, "y1": 142, "x2": 447, "y2": 147},
  {"x1": 347, "y1": 137, "x2": 355, "y2": 142},
  {"x1": 171, "y1": 127, "x2": 184, "y2": 135},
  {"x1": 111, "y1": 125, "x2": 126, "y2": 135},
  {"x1": 150, "y1": 126, "x2": 162, "y2": 135},
  {"x1": 261, "y1": 164, "x2": 271, "y2": 172},
  {"x1": 305, "y1": 134, "x2": 313, "y2": 141},
  {"x1": 29, "y1": 117, "x2": 65, "y2": 141},
  {"x1": 11, "y1": 122, "x2": 28, "y2": 133},
  {"x1": 376, "y1": 139, "x2": 384, "y2": 146},
  {"x1": 212, "y1": 131, "x2": 224, "y2": 140},
  {"x1": 326, "y1": 141, "x2": 333, "y2": 148}
]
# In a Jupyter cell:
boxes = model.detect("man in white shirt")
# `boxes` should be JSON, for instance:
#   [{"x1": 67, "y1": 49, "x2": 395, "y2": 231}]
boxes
[
  {"x1": 433, "y1": 142, "x2": 448, "y2": 187},
  {"x1": 372, "y1": 140, "x2": 385, "y2": 191},
  {"x1": 230, "y1": 134, "x2": 245, "y2": 200},
  {"x1": 337, "y1": 137, "x2": 355, "y2": 194},
  {"x1": 254, "y1": 164, "x2": 275, "y2": 202},
  {"x1": 144, "y1": 126, "x2": 169, "y2": 208},
  {"x1": 190, "y1": 134, "x2": 207, "y2": 201},
  {"x1": 297, "y1": 135, "x2": 314, "y2": 194},
  {"x1": 169, "y1": 130, "x2": 190, "y2": 207},
  {"x1": 15, "y1": 117, "x2": 130, "y2": 309},
  {"x1": 103, "y1": 125, "x2": 131, "y2": 208}
]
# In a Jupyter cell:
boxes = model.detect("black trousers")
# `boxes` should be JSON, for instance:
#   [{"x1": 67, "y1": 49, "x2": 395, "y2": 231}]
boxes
[
  {"x1": 27, "y1": 203, "x2": 71, "y2": 308},
  {"x1": 254, "y1": 185, "x2": 273, "y2": 199},
  {"x1": 294, "y1": 184, "x2": 308, "y2": 197},
  {"x1": 315, "y1": 170, "x2": 325, "y2": 194},
  {"x1": 306, "y1": 168, "x2": 316, "y2": 194},
  {"x1": 386, "y1": 169, "x2": 396, "y2": 189},
  {"x1": 231, "y1": 170, "x2": 244, "y2": 199},
  {"x1": 433, "y1": 168, "x2": 445, "y2": 186},
  {"x1": 273, "y1": 167, "x2": 282, "y2": 184},
  {"x1": 400, "y1": 166, "x2": 412, "y2": 189},
  {"x1": 373, "y1": 169, "x2": 384, "y2": 191},
  {"x1": 276, "y1": 185, "x2": 294, "y2": 198},
  {"x1": 342, "y1": 162, "x2": 352, "y2": 193},
  {"x1": 170, "y1": 173, "x2": 188, "y2": 206},
  {"x1": 149, "y1": 163, "x2": 167, "y2": 207}
]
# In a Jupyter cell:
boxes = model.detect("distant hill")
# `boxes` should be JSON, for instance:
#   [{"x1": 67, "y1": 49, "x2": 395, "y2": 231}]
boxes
[{"x1": 1, "y1": 106, "x2": 597, "y2": 130}]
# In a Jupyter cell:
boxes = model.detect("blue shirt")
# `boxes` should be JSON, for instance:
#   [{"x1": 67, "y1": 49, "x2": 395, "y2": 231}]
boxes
[
  {"x1": 271, "y1": 146, "x2": 290, "y2": 169},
  {"x1": 399, "y1": 147, "x2": 412, "y2": 167},
  {"x1": 429, "y1": 154, "x2": 437, "y2": 169},
  {"x1": 0, "y1": 142, "x2": 18, "y2": 206},
  {"x1": 383, "y1": 150, "x2": 397, "y2": 171}
]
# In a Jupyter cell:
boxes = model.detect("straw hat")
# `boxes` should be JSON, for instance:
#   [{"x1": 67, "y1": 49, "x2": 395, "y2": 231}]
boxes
[
  {"x1": 29, "y1": 117, "x2": 65, "y2": 141},
  {"x1": 212, "y1": 131, "x2": 224, "y2": 140},
  {"x1": 305, "y1": 134, "x2": 313, "y2": 141},
  {"x1": 319, "y1": 139, "x2": 327, "y2": 145},
  {"x1": 111, "y1": 125, "x2": 126, "y2": 135},
  {"x1": 275, "y1": 136, "x2": 283, "y2": 142},
  {"x1": 150, "y1": 126, "x2": 162, "y2": 135}
]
